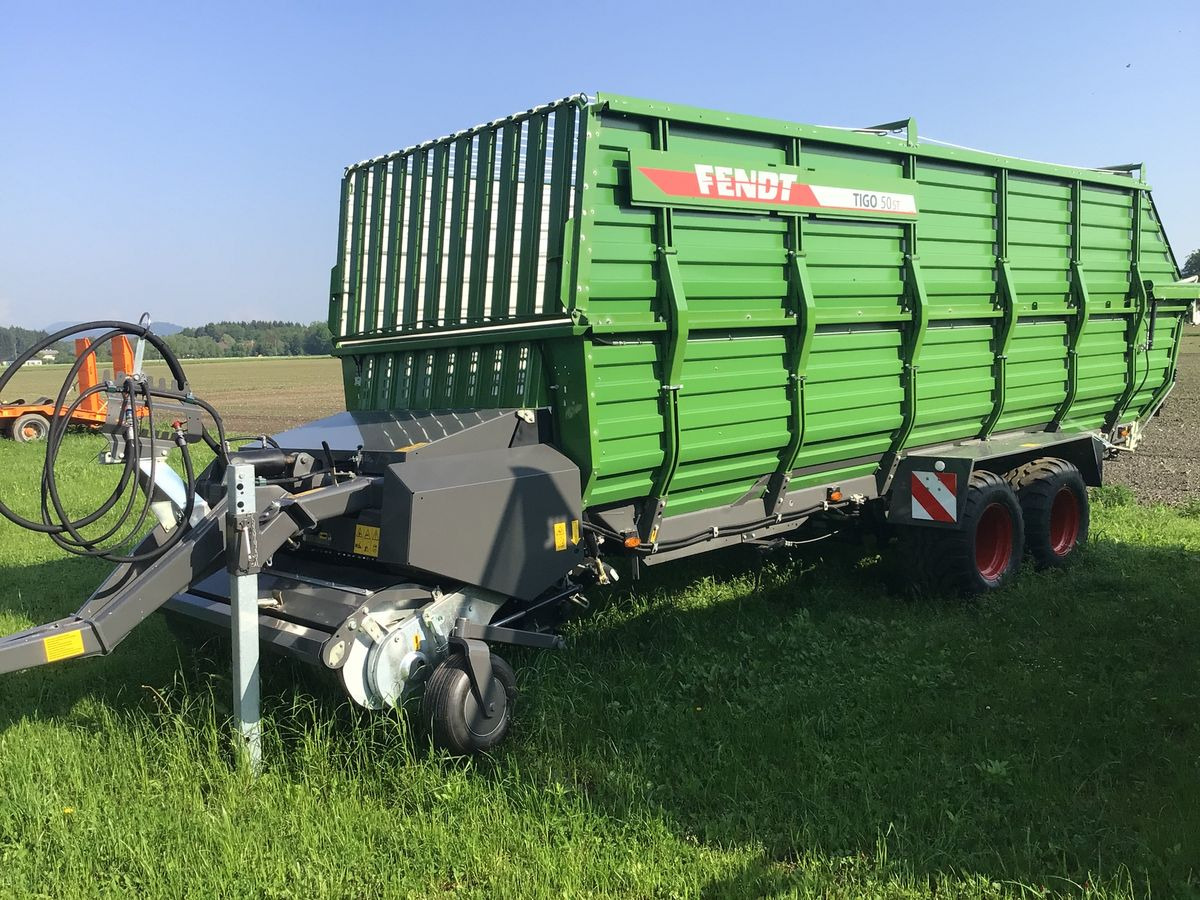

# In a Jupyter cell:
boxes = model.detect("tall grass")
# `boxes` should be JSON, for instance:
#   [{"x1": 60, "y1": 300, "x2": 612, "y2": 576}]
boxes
[{"x1": 1, "y1": 437, "x2": 1198, "y2": 898}]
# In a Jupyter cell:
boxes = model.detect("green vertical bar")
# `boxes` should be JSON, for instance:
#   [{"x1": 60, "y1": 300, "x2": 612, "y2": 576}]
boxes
[
  {"x1": 484, "y1": 344, "x2": 502, "y2": 402},
  {"x1": 641, "y1": 116, "x2": 690, "y2": 542},
  {"x1": 466, "y1": 130, "x2": 497, "y2": 324},
  {"x1": 421, "y1": 143, "x2": 450, "y2": 328},
  {"x1": 430, "y1": 347, "x2": 451, "y2": 406},
  {"x1": 542, "y1": 105, "x2": 577, "y2": 313},
  {"x1": 346, "y1": 169, "x2": 369, "y2": 335},
  {"x1": 523, "y1": 342, "x2": 542, "y2": 406},
  {"x1": 766, "y1": 137, "x2": 812, "y2": 510},
  {"x1": 450, "y1": 345, "x2": 474, "y2": 407},
  {"x1": 565, "y1": 107, "x2": 594, "y2": 320},
  {"x1": 516, "y1": 113, "x2": 549, "y2": 318},
  {"x1": 887, "y1": 153, "x2": 927, "y2": 459},
  {"x1": 396, "y1": 351, "x2": 414, "y2": 407},
  {"x1": 402, "y1": 150, "x2": 428, "y2": 330},
  {"x1": 361, "y1": 160, "x2": 387, "y2": 333},
  {"x1": 328, "y1": 173, "x2": 352, "y2": 336},
  {"x1": 443, "y1": 135, "x2": 473, "y2": 326},
  {"x1": 498, "y1": 344, "x2": 521, "y2": 404},
  {"x1": 1053, "y1": 181, "x2": 1086, "y2": 428},
  {"x1": 982, "y1": 169, "x2": 1016, "y2": 438},
  {"x1": 1109, "y1": 191, "x2": 1149, "y2": 429},
  {"x1": 490, "y1": 121, "x2": 521, "y2": 320},
  {"x1": 381, "y1": 156, "x2": 408, "y2": 332}
]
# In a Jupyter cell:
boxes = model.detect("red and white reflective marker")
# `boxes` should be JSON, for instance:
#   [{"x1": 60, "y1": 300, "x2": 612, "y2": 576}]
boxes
[{"x1": 911, "y1": 471, "x2": 958, "y2": 522}]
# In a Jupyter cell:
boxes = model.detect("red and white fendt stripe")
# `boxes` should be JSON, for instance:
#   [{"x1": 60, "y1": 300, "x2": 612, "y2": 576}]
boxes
[{"x1": 638, "y1": 163, "x2": 918, "y2": 215}]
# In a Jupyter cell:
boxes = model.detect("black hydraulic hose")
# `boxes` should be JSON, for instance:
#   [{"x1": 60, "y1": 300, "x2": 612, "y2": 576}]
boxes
[
  {"x1": 0, "y1": 320, "x2": 227, "y2": 565},
  {"x1": 43, "y1": 377, "x2": 161, "y2": 559}
]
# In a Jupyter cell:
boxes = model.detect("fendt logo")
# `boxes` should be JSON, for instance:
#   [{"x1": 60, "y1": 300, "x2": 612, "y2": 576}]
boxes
[
  {"x1": 694, "y1": 165, "x2": 799, "y2": 202},
  {"x1": 636, "y1": 162, "x2": 917, "y2": 216}
]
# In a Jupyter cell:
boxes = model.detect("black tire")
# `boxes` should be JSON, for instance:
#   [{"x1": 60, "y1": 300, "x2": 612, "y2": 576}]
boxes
[
  {"x1": 1006, "y1": 457, "x2": 1088, "y2": 569},
  {"x1": 424, "y1": 652, "x2": 517, "y2": 755},
  {"x1": 907, "y1": 469, "x2": 1024, "y2": 597},
  {"x1": 11, "y1": 412, "x2": 51, "y2": 443}
]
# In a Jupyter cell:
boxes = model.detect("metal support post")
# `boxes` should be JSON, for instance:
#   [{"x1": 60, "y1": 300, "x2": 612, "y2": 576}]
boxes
[{"x1": 225, "y1": 463, "x2": 262, "y2": 773}]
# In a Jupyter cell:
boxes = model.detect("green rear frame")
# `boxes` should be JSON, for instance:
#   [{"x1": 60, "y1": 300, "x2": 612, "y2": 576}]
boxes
[{"x1": 329, "y1": 93, "x2": 1194, "y2": 526}]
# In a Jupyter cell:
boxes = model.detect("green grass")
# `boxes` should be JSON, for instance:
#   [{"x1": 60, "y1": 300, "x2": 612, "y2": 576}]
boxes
[{"x1": 1, "y1": 437, "x2": 1199, "y2": 898}]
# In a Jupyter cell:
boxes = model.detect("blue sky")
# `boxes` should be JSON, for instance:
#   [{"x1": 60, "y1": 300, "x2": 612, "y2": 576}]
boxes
[{"x1": 2, "y1": 0, "x2": 1196, "y2": 329}]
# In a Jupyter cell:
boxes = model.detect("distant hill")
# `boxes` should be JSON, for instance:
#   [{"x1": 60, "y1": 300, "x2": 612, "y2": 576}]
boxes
[{"x1": 43, "y1": 320, "x2": 186, "y2": 337}]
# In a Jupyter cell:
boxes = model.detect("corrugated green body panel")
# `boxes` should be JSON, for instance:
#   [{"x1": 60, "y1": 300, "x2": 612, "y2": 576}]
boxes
[{"x1": 331, "y1": 93, "x2": 1191, "y2": 526}]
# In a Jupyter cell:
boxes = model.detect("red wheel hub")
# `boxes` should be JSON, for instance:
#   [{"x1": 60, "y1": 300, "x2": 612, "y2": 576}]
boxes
[
  {"x1": 975, "y1": 502, "x2": 1013, "y2": 581},
  {"x1": 1048, "y1": 487, "x2": 1080, "y2": 557}
]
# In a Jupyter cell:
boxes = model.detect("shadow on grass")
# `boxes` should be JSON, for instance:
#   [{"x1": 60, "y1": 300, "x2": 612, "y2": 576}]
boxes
[
  {"x1": 513, "y1": 534, "x2": 1200, "y2": 894},
  {"x1": 2, "y1": 532, "x2": 1199, "y2": 894},
  {"x1": 0, "y1": 554, "x2": 348, "y2": 729}
]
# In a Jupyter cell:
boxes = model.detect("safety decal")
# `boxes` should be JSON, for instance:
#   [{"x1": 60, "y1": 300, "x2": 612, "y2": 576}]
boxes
[
  {"x1": 353, "y1": 524, "x2": 380, "y2": 557},
  {"x1": 43, "y1": 630, "x2": 85, "y2": 663},
  {"x1": 553, "y1": 521, "x2": 568, "y2": 551},
  {"x1": 910, "y1": 471, "x2": 957, "y2": 523}
]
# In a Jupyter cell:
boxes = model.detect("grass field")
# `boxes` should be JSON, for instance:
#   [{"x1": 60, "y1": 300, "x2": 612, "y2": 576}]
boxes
[
  {"x1": 2, "y1": 358, "x2": 1200, "y2": 897},
  {"x1": 1, "y1": 356, "x2": 345, "y2": 436}
]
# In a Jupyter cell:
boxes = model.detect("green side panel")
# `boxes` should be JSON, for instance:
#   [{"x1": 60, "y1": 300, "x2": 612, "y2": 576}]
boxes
[
  {"x1": 908, "y1": 324, "x2": 996, "y2": 446},
  {"x1": 797, "y1": 328, "x2": 904, "y2": 465},
  {"x1": 583, "y1": 120, "x2": 658, "y2": 330},
  {"x1": 916, "y1": 162, "x2": 998, "y2": 321},
  {"x1": 1067, "y1": 315, "x2": 1133, "y2": 430},
  {"x1": 331, "y1": 93, "x2": 1192, "y2": 525},
  {"x1": 1008, "y1": 175, "x2": 1073, "y2": 316},
  {"x1": 584, "y1": 340, "x2": 662, "y2": 508},
  {"x1": 667, "y1": 334, "x2": 791, "y2": 515},
  {"x1": 994, "y1": 319, "x2": 1069, "y2": 433}
]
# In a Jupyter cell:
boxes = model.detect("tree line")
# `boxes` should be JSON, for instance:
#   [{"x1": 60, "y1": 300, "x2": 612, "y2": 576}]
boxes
[
  {"x1": 156, "y1": 321, "x2": 332, "y2": 359},
  {"x1": 1, "y1": 321, "x2": 333, "y2": 363},
  {"x1": 0, "y1": 326, "x2": 71, "y2": 362}
]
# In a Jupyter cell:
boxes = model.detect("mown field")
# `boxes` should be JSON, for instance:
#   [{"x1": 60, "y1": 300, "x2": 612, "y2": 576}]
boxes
[
  {"x1": 1, "y1": 350, "x2": 1199, "y2": 898},
  {"x1": 1, "y1": 355, "x2": 345, "y2": 436}
]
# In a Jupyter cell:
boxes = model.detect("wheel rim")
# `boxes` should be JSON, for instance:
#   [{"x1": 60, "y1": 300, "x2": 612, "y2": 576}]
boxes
[
  {"x1": 22, "y1": 421, "x2": 46, "y2": 440},
  {"x1": 1049, "y1": 487, "x2": 1080, "y2": 557},
  {"x1": 463, "y1": 677, "x2": 508, "y2": 739},
  {"x1": 975, "y1": 502, "x2": 1013, "y2": 581}
]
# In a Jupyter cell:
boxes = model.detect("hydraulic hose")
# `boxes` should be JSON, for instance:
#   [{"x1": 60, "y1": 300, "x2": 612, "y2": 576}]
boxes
[{"x1": 0, "y1": 320, "x2": 227, "y2": 564}]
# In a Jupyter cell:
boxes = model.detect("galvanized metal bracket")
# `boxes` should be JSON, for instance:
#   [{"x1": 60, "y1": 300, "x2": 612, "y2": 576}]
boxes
[{"x1": 225, "y1": 463, "x2": 262, "y2": 774}]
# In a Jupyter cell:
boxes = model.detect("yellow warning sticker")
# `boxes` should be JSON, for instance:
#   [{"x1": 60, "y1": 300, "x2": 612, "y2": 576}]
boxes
[
  {"x1": 353, "y1": 524, "x2": 381, "y2": 557},
  {"x1": 553, "y1": 521, "x2": 568, "y2": 551},
  {"x1": 44, "y1": 630, "x2": 85, "y2": 663},
  {"x1": 571, "y1": 519, "x2": 581, "y2": 546}
]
